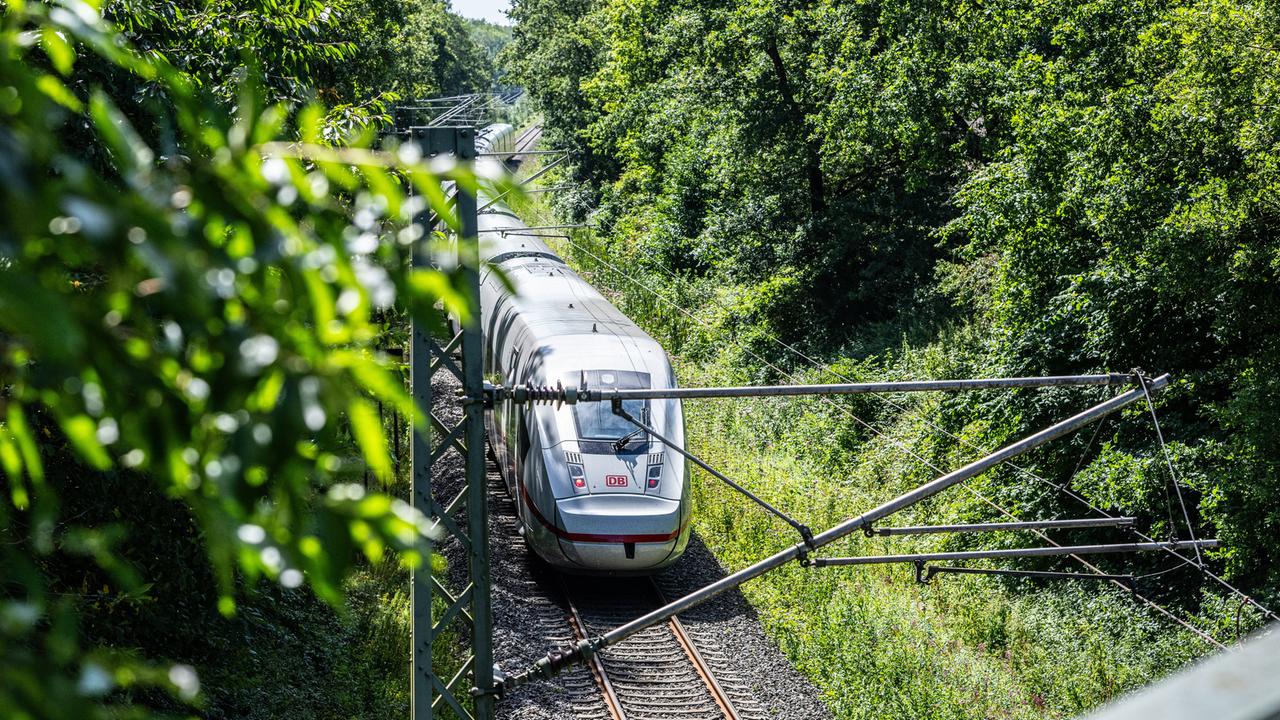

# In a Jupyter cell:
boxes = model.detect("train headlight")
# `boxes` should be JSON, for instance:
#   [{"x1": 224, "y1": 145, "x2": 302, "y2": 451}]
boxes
[
  {"x1": 568, "y1": 463, "x2": 587, "y2": 491},
  {"x1": 646, "y1": 464, "x2": 662, "y2": 489}
]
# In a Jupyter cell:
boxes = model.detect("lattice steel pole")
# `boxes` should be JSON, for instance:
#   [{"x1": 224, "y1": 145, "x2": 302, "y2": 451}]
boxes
[
  {"x1": 408, "y1": 131, "x2": 434, "y2": 720},
  {"x1": 458, "y1": 131, "x2": 496, "y2": 720},
  {"x1": 408, "y1": 125, "x2": 493, "y2": 720}
]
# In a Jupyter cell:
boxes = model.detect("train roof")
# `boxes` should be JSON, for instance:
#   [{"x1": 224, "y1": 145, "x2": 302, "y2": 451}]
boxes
[{"x1": 478, "y1": 207, "x2": 673, "y2": 386}]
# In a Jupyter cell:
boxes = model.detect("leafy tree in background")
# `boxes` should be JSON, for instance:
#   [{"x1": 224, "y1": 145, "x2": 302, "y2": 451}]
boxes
[
  {"x1": 460, "y1": 17, "x2": 514, "y2": 89},
  {"x1": 506, "y1": 0, "x2": 614, "y2": 202},
  {"x1": 335, "y1": 0, "x2": 494, "y2": 106},
  {"x1": 508, "y1": 0, "x2": 1280, "y2": 624},
  {"x1": 943, "y1": 0, "x2": 1280, "y2": 593},
  {"x1": 104, "y1": 0, "x2": 353, "y2": 106},
  {"x1": 101, "y1": 0, "x2": 495, "y2": 136},
  {"x1": 0, "y1": 0, "x2": 495, "y2": 715}
]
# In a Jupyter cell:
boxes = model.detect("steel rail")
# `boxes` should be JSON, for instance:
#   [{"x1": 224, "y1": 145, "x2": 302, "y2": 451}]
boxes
[
  {"x1": 506, "y1": 133, "x2": 543, "y2": 162},
  {"x1": 867, "y1": 516, "x2": 1137, "y2": 536},
  {"x1": 561, "y1": 577, "x2": 627, "y2": 720},
  {"x1": 491, "y1": 374, "x2": 1171, "y2": 694},
  {"x1": 652, "y1": 580, "x2": 742, "y2": 720},
  {"x1": 576, "y1": 374, "x2": 1136, "y2": 401},
  {"x1": 560, "y1": 576, "x2": 742, "y2": 720},
  {"x1": 512, "y1": 125, "x2": 543, "y2": 154},
  {"x1": 812, "y1": 540, "x2": 1219, "y2": 566}
]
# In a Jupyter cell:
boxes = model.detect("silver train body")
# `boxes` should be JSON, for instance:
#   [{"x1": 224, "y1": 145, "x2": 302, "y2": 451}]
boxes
[{"x1": 472, "y1": 124, "x2": 692, "y2": 573}]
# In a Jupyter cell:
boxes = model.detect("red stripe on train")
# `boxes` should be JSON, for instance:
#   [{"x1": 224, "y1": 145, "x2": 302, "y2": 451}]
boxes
[{"x1": 519, "y1": 480, "x2": 685, "y2": 543}]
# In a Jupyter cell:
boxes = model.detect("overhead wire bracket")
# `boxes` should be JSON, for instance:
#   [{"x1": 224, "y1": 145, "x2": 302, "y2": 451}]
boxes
[
  {"x1": 493, "y1": 374, "x2": 1175, "y2": 693},
  {"x1": 809, "y1": 539, "x2": 1219, "y2": 568},
  {"x1": 483, "y1": 372, "x2": 1138, "y2": 407}
]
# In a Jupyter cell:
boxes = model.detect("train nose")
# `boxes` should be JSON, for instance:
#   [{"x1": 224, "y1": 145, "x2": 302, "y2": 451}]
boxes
[{"x1": 554, "y1": 494, "x2": 685, "y2": 570}]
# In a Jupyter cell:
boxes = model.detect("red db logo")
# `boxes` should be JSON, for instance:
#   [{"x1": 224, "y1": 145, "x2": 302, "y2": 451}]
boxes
[{"x1": 605, "y1": 475, "x2": 628, "y2": 487}]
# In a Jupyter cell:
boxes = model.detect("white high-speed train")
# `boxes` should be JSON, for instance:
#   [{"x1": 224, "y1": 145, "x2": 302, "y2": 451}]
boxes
[{"x1": 473, "y1": 124, "x2": 692, "y2": 573}]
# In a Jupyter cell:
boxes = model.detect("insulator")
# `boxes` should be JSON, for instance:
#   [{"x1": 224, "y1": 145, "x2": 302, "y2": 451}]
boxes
[
  {"x1": 543, "y1": 644, "x2": 581, "y2": 674},
  {"x1": 518, "y1": 380, "x2": 579, "y2": 407}
]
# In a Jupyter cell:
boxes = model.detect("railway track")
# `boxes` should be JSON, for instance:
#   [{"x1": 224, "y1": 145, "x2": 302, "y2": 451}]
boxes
[
  {"x1": 509, "y1": 123, "x2": 543, "y2": 164},
  {"x1": 558, "y1": 575, "x2": 764, "y2": 720}
]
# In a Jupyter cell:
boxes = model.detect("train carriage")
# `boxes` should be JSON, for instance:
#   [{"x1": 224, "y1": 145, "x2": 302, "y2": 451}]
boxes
[{"x1": 473, "y1": 125, "x2": 692, "y2": 573}]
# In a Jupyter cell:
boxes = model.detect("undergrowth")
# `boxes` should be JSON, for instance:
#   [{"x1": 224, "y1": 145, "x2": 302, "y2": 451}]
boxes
[{"x1": 674, "y1": 346, "x2": 1208, "y2": 718}]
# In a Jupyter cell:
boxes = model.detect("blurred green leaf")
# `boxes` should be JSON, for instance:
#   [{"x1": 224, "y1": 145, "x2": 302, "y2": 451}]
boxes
[
  {"x1": 348, "y1": 397, "x2": 392, "y2": 482},
  {"x1": 59, "y1": 416, "x2": 110, "y2": 470},
  {"x1": 0, "y1": 273, "x2": 84, "y2": 363},
  {"x1": 34, "y1": 73, "x2": 82, "y2": 111},
  {"x1": 7, "y1": 404, "x2": 44, "y2": 485},
  {"x1": 40, "y1": 26, "x2": 75, "y2": 75}
]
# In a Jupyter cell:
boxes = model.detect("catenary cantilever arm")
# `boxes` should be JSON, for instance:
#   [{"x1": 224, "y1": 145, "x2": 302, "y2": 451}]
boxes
[
  {"x1": 811, "y1": 539, "x2": 1219, "y2": 566},
  {"x1": 866, "y1": 516, "x2": 1137, "y2": 536},
  {"x1": 581, "y1": 373, "x2": 1137, "y2": 402}
]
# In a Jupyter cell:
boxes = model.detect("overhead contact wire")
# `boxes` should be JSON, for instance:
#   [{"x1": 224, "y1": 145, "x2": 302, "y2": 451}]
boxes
[{"x1": 1137, "y1": 370, "x2": 1203, "y2": 566}]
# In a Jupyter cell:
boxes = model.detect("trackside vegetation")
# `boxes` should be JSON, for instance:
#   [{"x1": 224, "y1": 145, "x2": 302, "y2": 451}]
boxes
[
  {"x1": 0, "y1": 0, "x2": 504, "y2": 717},
  {"x1": 506, "y1": 0, "x2": 1280, "y2": 715}
]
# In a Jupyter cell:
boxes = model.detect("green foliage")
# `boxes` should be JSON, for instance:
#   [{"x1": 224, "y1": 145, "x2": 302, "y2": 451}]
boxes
[
  {"x1": 99, "y1": 0, "x2": 497, "y2": 136},
  {"x1": 506, "y1": 0, "x2": 614, "y2": 194},
  {"x1": 104, "y1": 0, "x2": 355, "y2": 105},
  {"x1": 333, "y1": 0, "x2": 496, "y2": 104},
  {"x1": 512, "y1": 0, "x2": 1280, "y2": 712},
  {"x1": 460, "y1": 16, "x2": 513, "y2": 88},
  {"x1": 512, "y1": 0, "x2": 1280, "y2": 600},
  {"x1": 0, "y1": 0, "x2": 497, "y2": 715},
  {"x1": 681, "y1": 358, "x2": 1205, "y2": 719},
  {"x1": 940, "y1": 0, "x2": 1280, "y2": 592}
]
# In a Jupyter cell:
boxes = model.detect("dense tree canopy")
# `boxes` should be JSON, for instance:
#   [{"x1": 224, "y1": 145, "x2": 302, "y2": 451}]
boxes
[
  {"x1": 508, "y1": 0, "x2": 1280, "y2": 612},
  {"x1": 462, "y1": 17, "x2": 514, "y2": 88},
  {"x1": 102, "y1": 0, "x2": 494, "y2": 122}
]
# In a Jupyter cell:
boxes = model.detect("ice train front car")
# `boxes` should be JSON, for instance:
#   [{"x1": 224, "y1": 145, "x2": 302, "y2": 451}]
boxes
[{"x1": 473, "y1": 125, "x2": 692, "y2": 573}]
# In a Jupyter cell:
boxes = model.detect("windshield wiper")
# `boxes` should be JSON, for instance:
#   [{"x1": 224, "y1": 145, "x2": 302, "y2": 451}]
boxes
[{"x1": 612, "y1": 427, "x2": 646, "y2": 452}]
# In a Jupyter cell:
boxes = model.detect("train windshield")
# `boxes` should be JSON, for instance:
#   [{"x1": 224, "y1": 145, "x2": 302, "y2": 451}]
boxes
[
  {"x1": 569, "y1": 369, "x2": 651, "y2": 440},
  {"x1": 574, "y1": 398, "x2": 649, "y2": 440}
]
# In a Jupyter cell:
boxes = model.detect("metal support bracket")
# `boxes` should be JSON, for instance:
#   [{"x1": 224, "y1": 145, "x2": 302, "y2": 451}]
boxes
[
  {"x1": 484, "y1": 379, "x2": 579, "y2": 408},
  {"x1": 408, "y1": 124, "x2": 493, "y2": 720},
  {"x1": 915, "y1": 560, "x2": 931, "y2": 585},
  {"x1": 810, "y1": 539, "x2": 1219, "y2": 568},
  {"x1": 866, "y1": 517, "x2": 1138, "y2": 537},
  {"x1": 493, "y1": 374, "x2": 1176, "y2": 693},
  {"x1": 484, "y1": 373, "x2": 1139, "y2": 406}
]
